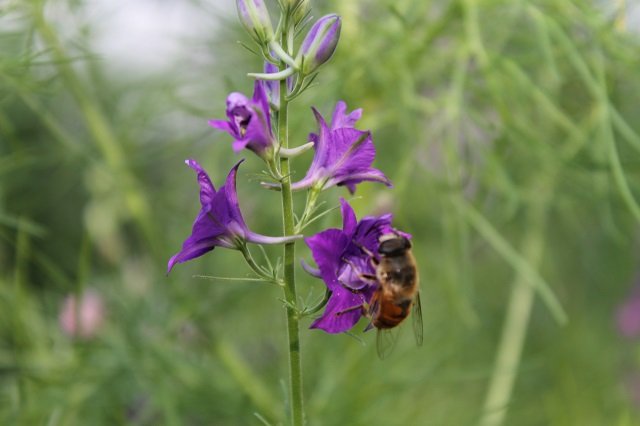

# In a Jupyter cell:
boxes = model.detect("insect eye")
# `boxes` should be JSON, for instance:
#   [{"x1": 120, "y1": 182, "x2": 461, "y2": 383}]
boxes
[{"x1": 378, "y1": 239, "x2": 406, "y2": 256}]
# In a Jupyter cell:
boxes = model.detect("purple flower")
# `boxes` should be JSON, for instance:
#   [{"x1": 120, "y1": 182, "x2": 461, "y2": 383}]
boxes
[
  {"x1": 296, "y1": 14, "x2": 341, "y2": 75},
  {"x1": 291, "y1": 102, "x2": 391, "y2": 193},
  {"x1": 305, "y1": 199, "x2": 400, "y2": 333},
  {"x1": 209, "y1": 82, "x2": 275, "y2": 160},
  {"x1": 168, "y1": 159, "x2": 299, "y2": 274}
]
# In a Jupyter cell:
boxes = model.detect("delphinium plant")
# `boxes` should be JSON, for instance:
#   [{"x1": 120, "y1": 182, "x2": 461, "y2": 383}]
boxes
[{"x1": 167, "y1": 0, "x2": 413, "y2": 424}]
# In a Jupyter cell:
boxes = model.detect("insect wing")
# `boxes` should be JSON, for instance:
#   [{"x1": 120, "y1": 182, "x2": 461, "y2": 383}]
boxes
[
  {"x1": 376, "y1": 327, "x2": 400, "y2": 359},
  {"x1": 412, "y1": 292, "x2": 424, "y2": 347}
]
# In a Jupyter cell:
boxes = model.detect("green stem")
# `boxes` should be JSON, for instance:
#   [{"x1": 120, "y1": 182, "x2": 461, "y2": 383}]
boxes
[
  {"x1": 278, "y1": 29, "x2": 304, "y2": 426},
  {"x1": 239, "y1": 244, "x2": 282, "y2": 285},
  {"x1": 479, "y1": 175, "x2": 555, "y2": 426},
  {"x1": 215, "y1": 339, "x2": 280, "y2": 422},
  {"x1": 295, "y1": 188, "x2": 320, "y2": 233}
]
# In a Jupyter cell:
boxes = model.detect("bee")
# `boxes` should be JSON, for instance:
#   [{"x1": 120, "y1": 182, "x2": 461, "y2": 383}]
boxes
[{"x1": 368, "y1": 233, "x2": 423, "y2": 358}]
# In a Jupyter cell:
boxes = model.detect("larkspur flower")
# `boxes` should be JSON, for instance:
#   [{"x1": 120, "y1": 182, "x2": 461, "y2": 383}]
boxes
[
  {"x1": 304, "y1": 199, "x2": 408, "y2": 333},
  {"x1": 209, "y1": 82, "x2": 276, "y2": 160},
  {"x1": 167, "y1": 159, "x2": 300, "y2": 273},
  {"x1": 291, "y1": 102, "x2": 391, "y2": 193}
]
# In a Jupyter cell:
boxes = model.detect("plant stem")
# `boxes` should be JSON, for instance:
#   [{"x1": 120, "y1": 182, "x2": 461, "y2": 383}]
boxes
[
  {"x1": 479, "y1": 176, "x2": 555, "y2": 426},
  {"x1": 278, "y1": 29, "x2": 304, "y2": 426},
  {"x1": 239, "y1": 244, "x2": 280, "y2": 285}
]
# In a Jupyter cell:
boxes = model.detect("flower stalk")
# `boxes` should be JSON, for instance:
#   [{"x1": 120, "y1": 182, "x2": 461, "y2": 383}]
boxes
[
  {"x1": 167, "y1": 1, "x2": 386, "y2": 422},
  {"x1": 277, "y1": 25, "x2": 305, "y2": 426}
]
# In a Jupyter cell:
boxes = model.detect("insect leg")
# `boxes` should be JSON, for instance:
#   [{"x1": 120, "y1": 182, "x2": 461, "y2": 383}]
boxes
[
  {"x1": 335, "y1": 303, "x2": 367, "y2": 317},
  {"x1": 341, "y1": 257, "x2": 377, "y2": 282},
  {"x1": 351, "y1": 240, "x2": 379, "y2": 266}
]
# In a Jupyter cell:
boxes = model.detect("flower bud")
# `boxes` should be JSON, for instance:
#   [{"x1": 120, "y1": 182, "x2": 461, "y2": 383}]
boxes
[
  {"x1": 296, "y1": 14, "x2": 341, "y2": 75},
  {"x1": 284, "y1": 0, "x2": 309, "y2": 24},
  {"x1": 236, "y1": 0, "x2": 274, "y2": 45}
]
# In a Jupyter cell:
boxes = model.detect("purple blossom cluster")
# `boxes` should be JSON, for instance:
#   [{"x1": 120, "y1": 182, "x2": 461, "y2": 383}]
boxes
[{"x1": 167, "y1": 0, "x2": 411, "y2": 336}]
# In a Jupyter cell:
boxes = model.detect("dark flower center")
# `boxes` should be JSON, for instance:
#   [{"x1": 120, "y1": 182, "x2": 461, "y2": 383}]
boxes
[{"x1": 231, "y1": 107, "x2": 252, "y2": 137}]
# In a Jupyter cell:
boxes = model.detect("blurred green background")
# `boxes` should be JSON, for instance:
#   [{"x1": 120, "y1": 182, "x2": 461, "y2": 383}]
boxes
[{"x1": 2, "y1": 0, "x2": 640, "y2": 424}]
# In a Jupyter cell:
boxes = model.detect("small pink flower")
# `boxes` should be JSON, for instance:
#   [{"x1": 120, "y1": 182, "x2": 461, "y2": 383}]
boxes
[
  {"x1": 59, "y1": 290, "x2": 106, "y2": 339},
  {"x1": 616, "y1": 289, "x2": 640, "y2": 339}
]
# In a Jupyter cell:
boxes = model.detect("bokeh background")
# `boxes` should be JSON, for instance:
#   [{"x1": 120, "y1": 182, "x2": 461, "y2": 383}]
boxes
[{"x1": 2, "y1": 0, "x2": 640, "y2": 424}]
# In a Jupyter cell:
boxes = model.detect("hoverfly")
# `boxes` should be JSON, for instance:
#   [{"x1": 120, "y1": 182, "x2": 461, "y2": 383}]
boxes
[{"x1": 338, "y1": 233, "x2": 423, "y2": 359}]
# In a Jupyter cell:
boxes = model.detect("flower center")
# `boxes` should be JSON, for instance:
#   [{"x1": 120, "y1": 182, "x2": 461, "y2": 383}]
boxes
[{"x1": 231, "y1": 107, "x2": 252, "y2": 137}]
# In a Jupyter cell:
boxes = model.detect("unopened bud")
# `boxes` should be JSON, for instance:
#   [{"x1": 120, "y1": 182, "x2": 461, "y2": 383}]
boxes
[
  {"x1": 285, "y1": 0, "x2": 309, "y2": 24},
  {"x1": 296, "y1": 14, "x2": 341, "y2": 75},
  {"x1": 237, "y1": 0, "x2": 274, "y2": 45}
]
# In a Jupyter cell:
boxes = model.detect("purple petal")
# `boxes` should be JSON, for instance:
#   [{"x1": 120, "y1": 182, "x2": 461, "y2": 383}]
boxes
[
  {"x1": 167, "y1": 207, "x2": 228, "y2": 274},
  {"x1": 340, "y1": 198, "x2": 357, "y2": 235},
  {"x1": 232, "y1": 139, "x2": 250, "y2": 153},
  {"x1": 310, "y1": 288, "x2": 365, "y2": 333},
  {"x1": 167, "y1": 233, "x2": 218, "y2": 274},
  {"x1": 252, "y1": 81, "x2": 272, "y2": 129},
  {"x1": 327, "y1": 128, "x2": 374, "y2": 173},
  {"x1": 289, "y1": 109, "x2": 329, "y2": 190},
  {"x1": 305, "y1": 229, "x2": 349, "y2": 292},
  {"x1": 185, "y1": 159, "x2": 216, "y2": 206},
  {"x1": 336, "y1": 256, "x2": 375, "y2": 291},
  {"x1": 330, "y1": 101, "x2": 362, "y2": 130},
  {"x1": 343, "y1": 182, "x2": 357, "y2": 194},
  {"x1": 352, "y1": 214, "x2": 393, "y2": 255},
  {"x1": 226, "y1": 92, "x2": 251, "y2": 110},
  {"x1": 209, "y1": 119, "x2": 232, "y2": 131},
  {"x1": 301, "y1": 259, "x2": 322, "y2": 278},
  {"x1": 311, "y1": 107, "x2": 331, "y2": 165},
  {"x1": 221, "y1": 159, "x2": 247, "y2": 230},
  {"x1": 334, "y1": 169, "x2": 392, "y2": 194}
]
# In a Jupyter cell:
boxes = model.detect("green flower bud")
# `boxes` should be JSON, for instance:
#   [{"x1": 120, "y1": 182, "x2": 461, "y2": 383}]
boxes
[
  {"x1": 237, "y1": 0, "x2": 274, "y2": 45},
  {"x1": 285, "y1": 0, "x2": 309, "y2": 24}
]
